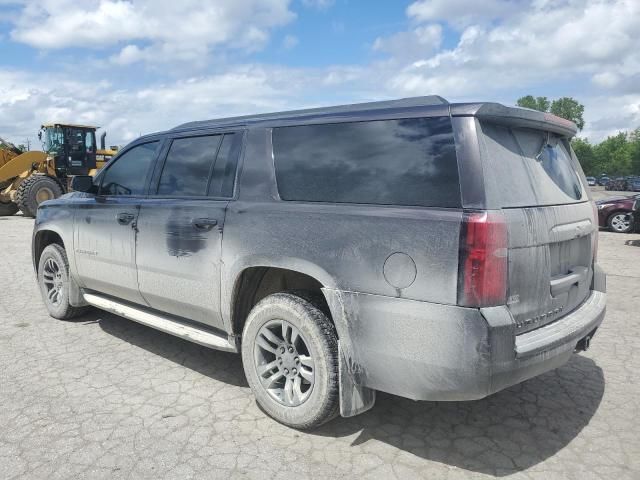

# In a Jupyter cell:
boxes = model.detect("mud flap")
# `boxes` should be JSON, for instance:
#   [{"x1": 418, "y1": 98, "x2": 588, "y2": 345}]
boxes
[
  {"x1": 338, "y1": 341, "x2": 376, "y2": 417},
  {"x1": 68, "y1": 276, "x2": 88, "y2": 307}
]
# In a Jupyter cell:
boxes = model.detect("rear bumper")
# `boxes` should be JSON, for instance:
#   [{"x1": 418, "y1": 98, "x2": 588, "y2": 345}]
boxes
[{"x1": 324, "y1": 282, "x2": 605, "y2": 402}]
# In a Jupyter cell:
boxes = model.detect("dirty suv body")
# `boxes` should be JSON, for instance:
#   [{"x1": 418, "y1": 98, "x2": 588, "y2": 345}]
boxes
[{"x1": 32, "y1": 96, "x2": 606, "y2": 429}]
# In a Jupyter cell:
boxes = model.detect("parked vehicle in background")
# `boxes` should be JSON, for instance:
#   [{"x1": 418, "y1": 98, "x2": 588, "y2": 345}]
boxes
[
  {"x1": 586, "y1": 176, "x2": 597, "y2": 186},
  {"x1": 605, "y1": 178, "x2": 628, "y2": 191},
  {"x1": 598, "y1": 176, "x2": 610, "y2": 186},
  {"x1": 596, "y1": 194, "x2": 640, "y2": 233},
  {"x1": 32, "y1": 97, "x2": 606, "y2": 429},
  {"x1": 629, "y1": 178, "x2": 640, "y2": 192}
]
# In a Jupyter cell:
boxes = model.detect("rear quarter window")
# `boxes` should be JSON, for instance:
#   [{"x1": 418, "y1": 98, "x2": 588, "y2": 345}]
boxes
[{"x1": 272, "y1": 117, "x2": 461, "y2": 208}]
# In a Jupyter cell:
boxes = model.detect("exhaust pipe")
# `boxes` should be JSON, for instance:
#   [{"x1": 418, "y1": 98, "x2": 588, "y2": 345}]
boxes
[{"x1": 100, "y1": 132, "x2": 106, "y2": 150}]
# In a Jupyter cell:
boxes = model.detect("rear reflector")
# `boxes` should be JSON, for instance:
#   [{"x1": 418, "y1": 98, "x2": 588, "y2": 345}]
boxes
[{"x1": 457, "y1": 210, "x2": 508, "y2": 307}]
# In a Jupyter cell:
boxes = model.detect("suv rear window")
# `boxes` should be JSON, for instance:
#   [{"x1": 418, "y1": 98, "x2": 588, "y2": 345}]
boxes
[
  {"x1": 479, "y1": 122, "x2": 587, "y2": 207},
  {"x1": 272, "y1": 117, "x2": 460, "y2": 208}
]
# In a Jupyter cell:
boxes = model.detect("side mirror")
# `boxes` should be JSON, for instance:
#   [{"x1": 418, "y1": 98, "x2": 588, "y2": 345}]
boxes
[{"x1": 71, "y1": 175, "x2": 96, "y2": 193}]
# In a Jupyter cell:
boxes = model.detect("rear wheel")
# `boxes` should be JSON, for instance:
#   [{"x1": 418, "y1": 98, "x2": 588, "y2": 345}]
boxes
[
  {"x1": 16, "y1": 175, "x2": 64, "y2": 217},
  {"x1": 608, "y1": 212, "x2": 632, "y2": 233},
  {"x1": 241, "y1": 292, "x2": 339, "y2": 429},
  {"x1": 37, "y1": 244, "x2": 88, "y2": 319},
  {"x1": 0, "y1": 200, "x2": 18, "y2": 216}
]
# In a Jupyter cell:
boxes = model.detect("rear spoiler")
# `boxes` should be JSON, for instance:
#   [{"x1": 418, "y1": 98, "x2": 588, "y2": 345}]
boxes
[{"x1": 450, "y1": 103, "x2": 578, "y2": 138}]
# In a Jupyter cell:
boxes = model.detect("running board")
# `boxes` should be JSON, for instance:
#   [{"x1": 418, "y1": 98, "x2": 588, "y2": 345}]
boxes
[{"x1": 83, "y1": 293, "x2": 237, "y2": 353}]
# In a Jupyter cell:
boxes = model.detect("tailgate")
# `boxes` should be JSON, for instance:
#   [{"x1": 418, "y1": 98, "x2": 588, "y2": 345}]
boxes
[
  {"x1": 477, "y1": 121, "x2": 596, "y2": 333},
  {"x1": 504, "y1": 203, "x2": 595, "y2": 332}
]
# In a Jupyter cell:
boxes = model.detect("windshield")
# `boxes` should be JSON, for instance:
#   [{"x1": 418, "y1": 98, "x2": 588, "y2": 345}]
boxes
[{"x1": 43, "y1": 127, "x2": 65, "y2": 154}]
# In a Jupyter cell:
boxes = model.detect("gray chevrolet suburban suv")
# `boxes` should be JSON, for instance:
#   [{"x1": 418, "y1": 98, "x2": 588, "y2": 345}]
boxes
[{"x1": 32, "y1": 96, "x2": 606, "y2": 429}]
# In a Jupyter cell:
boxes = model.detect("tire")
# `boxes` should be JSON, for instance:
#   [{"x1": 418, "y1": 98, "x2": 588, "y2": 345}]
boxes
[
  {"x1": 37, "y1": 244, "x2": 89, "y2": 319},
  {"x1": 0, "y1": 200, "x2": 18, "y2": 216},
  {"x1": 241, "y1": 292, "x2": 339, "y2": 429},
  {"x1": 608, "y1": 211, "x2": 633, "y2": 233},
  {"x1": 16, "y1": 175, "x2": 64, "y2": 218}
]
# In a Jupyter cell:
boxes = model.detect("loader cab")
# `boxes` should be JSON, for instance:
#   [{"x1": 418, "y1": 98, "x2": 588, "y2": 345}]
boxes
[{"x1": 39, "y1": 123, "x2": 97, "y2": 176}]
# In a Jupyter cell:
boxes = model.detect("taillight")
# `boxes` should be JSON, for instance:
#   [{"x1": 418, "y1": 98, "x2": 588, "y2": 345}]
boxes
[{"x1": 457, "y1": 210, "x2": 508, "y2": 307}]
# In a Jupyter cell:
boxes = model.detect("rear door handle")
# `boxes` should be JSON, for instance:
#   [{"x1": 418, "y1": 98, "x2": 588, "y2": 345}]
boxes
[
  {"x1": 116, "y1": 212, "x2": 135, "y2": 225},
  {"x1": 191, "y1": 218, "x2": 218, "y2": 231}
]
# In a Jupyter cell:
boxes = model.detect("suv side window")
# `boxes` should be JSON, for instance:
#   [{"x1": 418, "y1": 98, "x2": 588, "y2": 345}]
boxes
[
  {"x1": 158, "y1": 135, "x2": 221, "y2": 197},
  {"x1": 99, "y1": 141, "x2": 159, "y2": 196},
  {"x1": 156, "y1": 133, "x2": 242, "y2": 197},
  {"x1": 272, "y1": 117, "x2": 460, "y2": 208}
]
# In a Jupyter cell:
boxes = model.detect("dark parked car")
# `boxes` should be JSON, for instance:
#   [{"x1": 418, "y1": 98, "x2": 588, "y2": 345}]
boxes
[
  {"x1": 32, "y1": 97, "x2": 606, "y2": 429},
  {"x1": 629, "y1": 178, "x2": 640, "y2": 192},
  {"x1": 597, "y1": 194, "x2": 640, "y2": 232},
  {"x1": 586, "y1": 176, "x2": 597, "y2": 186},
  {"x1": 598, "y1": 176, "x2": 611, "y2": 186},
  {"x1": 605, "y1": 178, "x2": 628, "y2": 191}
]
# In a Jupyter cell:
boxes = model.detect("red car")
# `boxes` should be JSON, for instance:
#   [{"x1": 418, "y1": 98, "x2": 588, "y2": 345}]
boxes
[{"x1": 596, "y1": 194, "x2": 640, "y2": 233}]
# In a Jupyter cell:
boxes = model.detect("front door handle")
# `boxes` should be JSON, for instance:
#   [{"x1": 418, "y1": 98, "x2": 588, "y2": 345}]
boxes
[
  {"x1": 191, "y1": 218, "x2": 218, "y2": 231},
  {"x1": 116, "y1": 212, "x2": 135, "y2": 225}
]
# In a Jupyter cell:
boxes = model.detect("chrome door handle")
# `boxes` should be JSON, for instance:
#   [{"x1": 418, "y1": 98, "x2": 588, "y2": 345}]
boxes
[
  {"x1": 191, "y1": 218, "x2": 218, "y2": 231},
  {"x1": 116, "y1": 212, "x2": 135, "y2": 225}
]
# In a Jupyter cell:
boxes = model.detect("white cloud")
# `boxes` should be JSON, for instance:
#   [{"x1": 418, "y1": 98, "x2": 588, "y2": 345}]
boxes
[
  {"x1": 389, "y1": 0, "x2": 640, "y2": 98},
  {"x1": 10, "y1": 0, "x2": 296, "y2": 63},
  {"x1": 373, "y1": 24, "x2": 442, "y2": 59},
  {"x1": 0, "y1": 64, "x2": 370, "y2": 147},
  {"x1": 407, "y1": 0, "x2": 518, "y2": 28}
]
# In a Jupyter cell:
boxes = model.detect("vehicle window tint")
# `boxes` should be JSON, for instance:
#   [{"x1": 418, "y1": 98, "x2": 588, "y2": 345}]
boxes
[
  {"x1": 479, "y1": 123, "x2": 586, "y2": 207},
  {"x1": 158, "y1": 135, "x2": 222, "y2": 196},
  {"x1": 99, "y1": 141, "x2": 158, "y2": 196},
  {"x1": 207, "y1": 133, "x2": 242, "y2": 197},
  {"x1": 272, "y1": 117, "x2": 460, "y2": 207}
]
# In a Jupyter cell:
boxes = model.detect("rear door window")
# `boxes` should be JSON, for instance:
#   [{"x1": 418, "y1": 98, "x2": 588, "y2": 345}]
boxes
[
  {"x1": 156, "y1": 133, "x2": 241, "y2": 197},
  {"x1": 272, "y1": 117, "x2": 460, "y2": 208},
  {"x1": 479, "y1": 123, "x2": 587, "y2": 207},
  {"x1": 158, "y1": 135, "x2": 222, "y2": 197}
]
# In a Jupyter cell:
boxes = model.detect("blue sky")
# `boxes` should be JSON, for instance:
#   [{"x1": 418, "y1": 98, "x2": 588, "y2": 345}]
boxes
[{"x1": 1, "y1": 0, "x2": 639, "y2": 147}]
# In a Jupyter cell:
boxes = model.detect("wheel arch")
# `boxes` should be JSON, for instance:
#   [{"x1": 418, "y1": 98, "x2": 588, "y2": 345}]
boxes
[
  {"x1": 228, "y1": 264, "x2": 333, "y2": 337},
  {"x1": 33, "y1": 228, "x2": 66, "y2": 272}
]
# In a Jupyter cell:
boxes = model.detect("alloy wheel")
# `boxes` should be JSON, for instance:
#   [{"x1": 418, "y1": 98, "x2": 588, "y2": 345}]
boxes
[
  {"x1": 253, "y1": 319, "x2": 315, "y2": 406},
  {"x1": 42, "y1": 258, "x2": 64, "y2": 306},
  {"x1": 611, "y1": 213, "x2": 631, "y2": 232}
]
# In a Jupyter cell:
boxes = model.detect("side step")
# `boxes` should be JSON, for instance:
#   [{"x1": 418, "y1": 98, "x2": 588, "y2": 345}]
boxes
[{"x1": 83, "y1": 293, "x2": 238, "y2": 353}]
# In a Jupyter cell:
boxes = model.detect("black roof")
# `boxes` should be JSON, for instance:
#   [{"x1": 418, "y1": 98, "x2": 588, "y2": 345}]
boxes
[
  {"x1": 167, "y1": 95, "x2": 578, "y2": 138},
  {"x1": 172, "y1": 96, "x2": 449, "y2": 132}
]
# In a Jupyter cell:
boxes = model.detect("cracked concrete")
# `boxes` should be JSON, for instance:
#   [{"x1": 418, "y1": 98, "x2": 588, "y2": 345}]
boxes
[{"x1": 1, "y1": 194, "x2": 639, "y2": 479}]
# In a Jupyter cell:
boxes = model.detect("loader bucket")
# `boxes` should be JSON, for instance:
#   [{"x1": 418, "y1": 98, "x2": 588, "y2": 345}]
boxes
[{"x1": 0, "y1": 151, "x2": 48, "y2": 184}]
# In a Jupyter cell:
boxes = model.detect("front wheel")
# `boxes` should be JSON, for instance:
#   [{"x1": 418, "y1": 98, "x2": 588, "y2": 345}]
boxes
[
  {"x1": 608, "y1": 212, "x2": 633, "y2": 233},
  {"x1": 241, "y1": 292, "x2": 339, "y2": 429},
  {"x1": 37, "y1": 244, "x2": 88, "y2": 319}
]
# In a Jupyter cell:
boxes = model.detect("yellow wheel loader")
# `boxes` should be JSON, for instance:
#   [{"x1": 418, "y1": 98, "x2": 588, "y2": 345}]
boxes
[{"x1": 0, "y1": 125, "x2": 117, "y2": 217}]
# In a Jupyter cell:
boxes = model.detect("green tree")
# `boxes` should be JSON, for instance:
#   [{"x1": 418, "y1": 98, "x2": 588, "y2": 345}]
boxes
[
  {"x1": 629, "y1": 127, "x2": 640, "y2": 175},
  {"x1": 550, "y1": 97, "x2": 585, "y2": 130},
  {"x1": 516, "y1": 95, "x2": 586, "y2": 130},
  {"x1": 571, "y1": 137, "x2": 596, "y2": 174},
  {"x1": 516, "y1": 95, "x2": 550, "y2": 112},
  {"x1": 594, "y1": 132, "x2": 632, "y2": 175}
]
